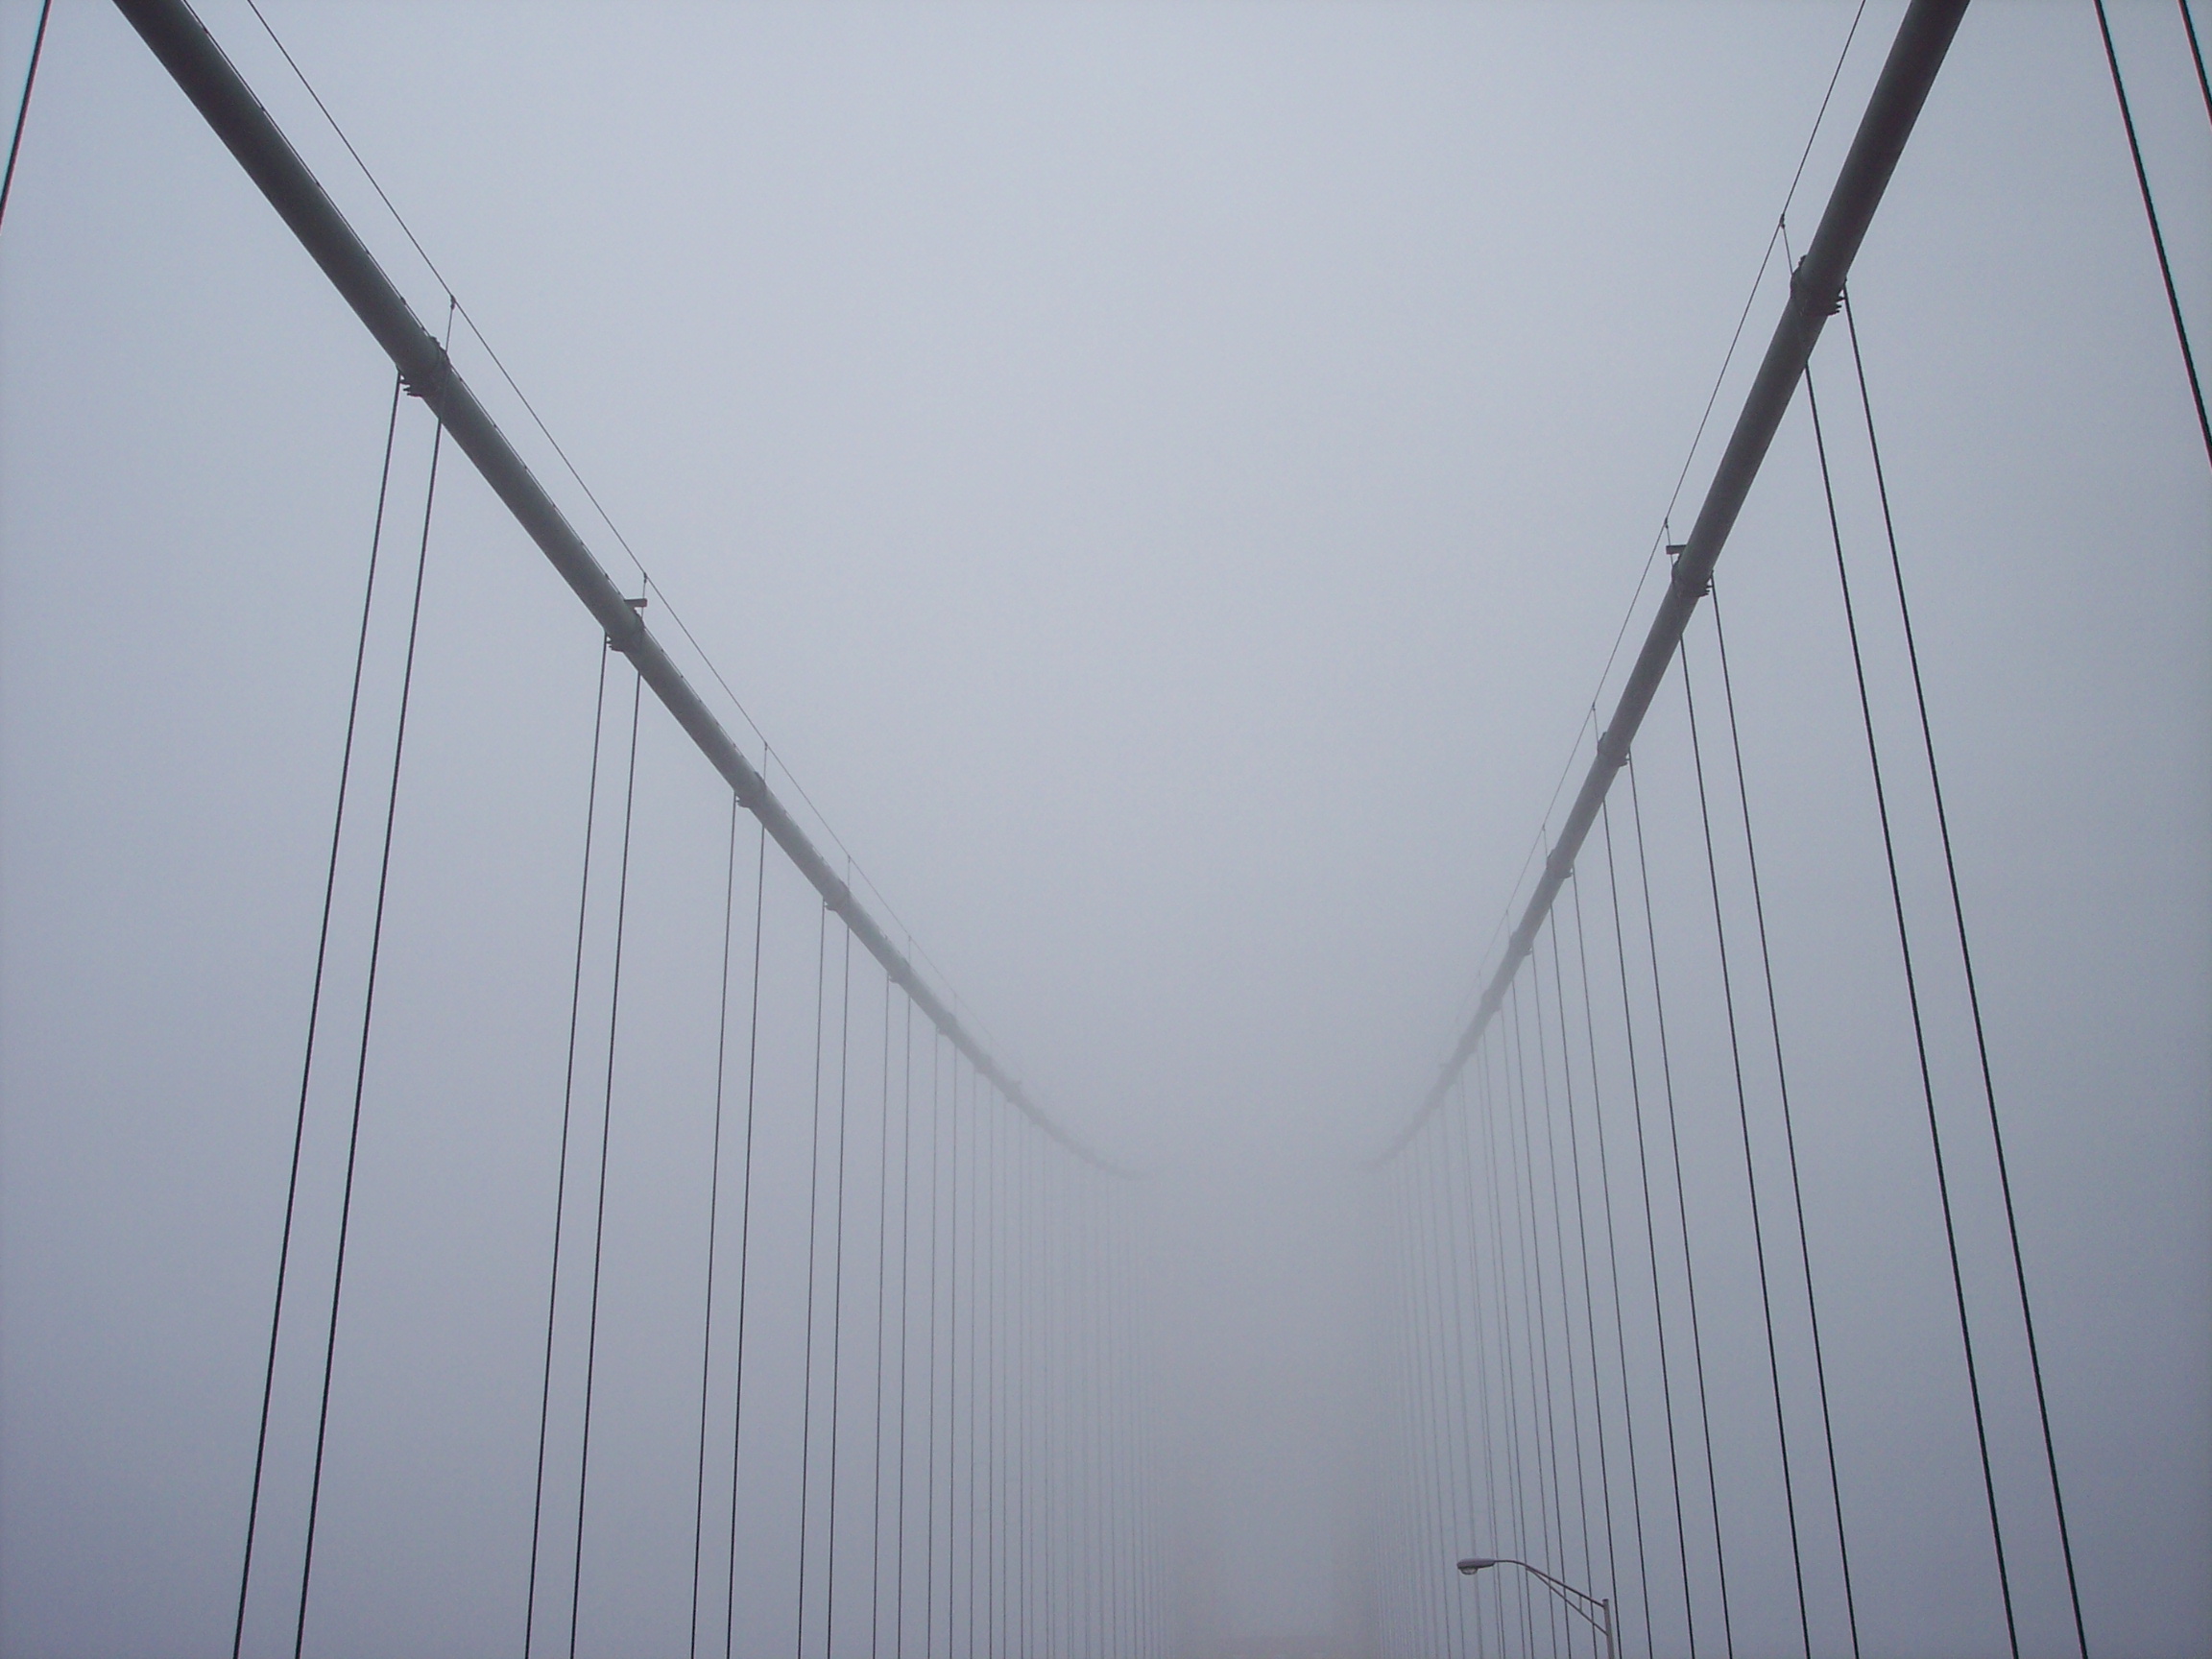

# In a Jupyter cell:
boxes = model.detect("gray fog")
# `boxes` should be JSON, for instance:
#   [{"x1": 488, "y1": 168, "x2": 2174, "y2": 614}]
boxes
[{"x1": 1, "y1": 2, "x2": 2205, "y2": 1656}]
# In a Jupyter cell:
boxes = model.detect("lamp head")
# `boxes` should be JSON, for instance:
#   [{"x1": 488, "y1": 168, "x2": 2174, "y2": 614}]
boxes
[{"x1": 1457, "y1": 1557, "x2": 1499, "y2": 1576}]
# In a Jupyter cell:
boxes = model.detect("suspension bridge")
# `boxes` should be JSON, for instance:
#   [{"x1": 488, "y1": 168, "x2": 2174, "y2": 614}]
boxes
[{"x1": 1, "y1": 0, "x2": 2206, "y2": 1655}]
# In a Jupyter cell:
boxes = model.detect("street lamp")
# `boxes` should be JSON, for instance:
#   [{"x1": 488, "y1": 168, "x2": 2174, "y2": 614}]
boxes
[{"x1": 1456, "y1": 1556, "x2": 1615, "y2": 1659}]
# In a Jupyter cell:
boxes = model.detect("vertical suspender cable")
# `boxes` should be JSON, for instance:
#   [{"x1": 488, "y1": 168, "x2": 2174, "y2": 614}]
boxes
[
  {"x1": 1422, "y1": 1142, "x2": 1455, "y2": 1657},
  {"x1": 825, "y1": 920, "x2": 856, "y2": 1658},
  {"x1": 1448, "y1": 1077, "x2": 1509, "y2": 1659},
  {"x1": 526, "y1": 635, "x2": 612, "y2": 1659},
  {"x1": 1537, "y1": 922, "x2": 1601, "y2": 1613},
  {"x1": 1601, "y1": 797, "x2": 1690, "y2": 1659},
  {"x1": 795, "y1": 902, "x2": 830, "y2": 1659},
  {"x1": 1804, "y1": 360, "x2": 2020, "y2": 1655},
  {"x1": 566, "y1": 661, "x2": 643, "y2": 1659},
  {"x1": 233, "y1": 370, "x2": 402, "y2": 1659},
  {"x1": 1551, "y1": 901, "x2": 1623, "y2": 1636},
  {"x1": 871, "y1": 976, "x2": 895, "y2": 1659},
  {"x1": 1434, "y1": 1094, "x2": 1482, "y2": 1655},
  {"x1": 948, "y1": 1055, "x2": 964, "y2": 1659},
  {"x1": 2091, "y1": 0, "x2": 2212, "y2": 465},
  {"x1": 1478, "y1": 1033, "x2": 1537, "y2": 1657},
  {"x1": 924, "y1": 1035, "x2": 943, "y2": 1659},
  {"x1": 1628, "y1": 757, "x2": 1736, "y2": 1659},
  {"x1": 1842, "y1": 286, "x2": 2089, "y2": 1657},
  {"x1": 2185, "y1": 0, "x2": 2212, "y2": 124},
  {"x1": 1708, "y1": 585, "x2": 1861, "y2": 1655},
  {"x1": 0, "y1": 0, "x2": 52, "y2": 230},
  {"x1": 1505, "y1": 983, "x2": 1568, "y2": 1656},
  {"x1": 1573, "y1": 863, "x2": 1659, "y2": 1658},
  {"x1": 894, "y1": 990, "x2": 915, "y2": 1659},
  {"x1": 294, "y1": 374, "x2": 446, "y2": 1659},
  {"x1": 723, "y1": 812, "x2": 768, "y2": 1659},
  {"x1": 1680, "y1": 632, "x2": 1813, "y2": 1658},
  {"x1": 690, "y1": 795, "x2": 744, "y2": 1659}
]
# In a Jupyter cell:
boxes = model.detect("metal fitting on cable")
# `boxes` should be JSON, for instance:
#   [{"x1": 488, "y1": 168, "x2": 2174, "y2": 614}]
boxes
[
  {"x1": 400, "y1": 339, "x2": 453, "y2": 402},
  {"x1": 1790, "y1": 253, "x2": 1844, "y2": 318},
  {"x1": 1667, "y1": 544, "x2": 1709, "y2": 598},
  {"x1": 1595, "y1": 724, "x2": 1630, "y2": 773},
  {"x1": 607, "y1": 592, "x2": 648, "y2": 654}
]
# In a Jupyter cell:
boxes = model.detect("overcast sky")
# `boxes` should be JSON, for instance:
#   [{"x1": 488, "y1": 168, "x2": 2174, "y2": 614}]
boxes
[{"x1": 2, "y1": 3, "x2": 2206, "y2": 1657}]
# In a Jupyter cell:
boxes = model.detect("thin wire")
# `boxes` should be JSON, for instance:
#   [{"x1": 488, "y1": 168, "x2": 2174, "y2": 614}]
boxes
[
  {"x1": 1437, "y1": 1, "x2": 1869, "y2": 1100},
  {"x1": 724, "y1": 812, "x2": 768, "y2": 1659},
  {"x1": 1681, "y1": 632, "x2": 1814, "y2": 1658},
  {"x1": 232, "y1": 370, "x2": 402, "y2": 1659},
  {"x1": 1531, "y1": 933, "x2": 1599, "y2": 1618},
  {"x1": 235, "y1": 0, "x2": 1019, "y2": 1102},
  {"x1": 894, "y1": 990, "x2": 916, "y2": 1659},
  {"x1": 690, "y1": 794, "x2": 744, "y2": 1659},
  {"x1": 871, "y1": 974, "x2": 895, "y2": 1659},
  {"x1": 1805, "y1": 361, "x2": 2020, "y2": 1656},
  {"x1": 2092, "y1": 0, "x2": 2212, "y2": 466},
  {"x1": 1573, "y1": 860, "x2": 1659, "y2": 1658},
  {"x1": 565, "y1": 661, "x2": 643, "y2": 1659},
  {"x1": 1783, "y1": 2, "x2": 1871, "y2": 221},
  {"x1": 1628, "y1": 755, "x2": 1736, "y2": 1659},
  {"x1": 795, "y1": 901, "x2": 830, "y2": 1659},
  {"x1": 1709, "y1": 584, "x2": 1861, "y2": 1656},
  {"x1": 0, "y1": 0, "x2": 53, "y2": 231},
  {"x1": 1602, "y1": 797, "x2": 1689, "y2": 1657},
  {"x1": 1551, "y1": 895, "x2": 1624, "y2": 1642},
  {"x1": 1840, "y1": 288, "x2": 2088, "y2": 1657},
  {"x1": 824, "y1": 919, "x2": 858, "y2": 1658},
  {"x1": 1479, "y1": 1038, "x2": 1540, "y2": 1657},
  {"x1": 1506, "y1": 981, "x2": 1572, "y2": 1655},
  {"x1": 295, "y1": 372, "x2": 448, "y2": 1659},
  {"x1": 2186, "y1": 0, "x2": 2212, "y2": 126},
  {"x1": 525, "y1": 635, "x2": 612, "y2": 1659},
  {"x1": 924, "y1": 1035, "x2": 943, "y2": 1659}
]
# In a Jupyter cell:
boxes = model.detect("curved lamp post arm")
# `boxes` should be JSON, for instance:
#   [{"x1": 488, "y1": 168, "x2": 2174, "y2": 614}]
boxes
[{"x1": 1458, "y1": 1558, "x2": 1614, "y2": 1659}]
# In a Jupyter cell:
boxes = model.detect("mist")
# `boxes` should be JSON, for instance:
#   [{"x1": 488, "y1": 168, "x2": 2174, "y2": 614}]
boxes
[{"x1": 2, "y1": 3, "x2": 2206, "y2": 1656}]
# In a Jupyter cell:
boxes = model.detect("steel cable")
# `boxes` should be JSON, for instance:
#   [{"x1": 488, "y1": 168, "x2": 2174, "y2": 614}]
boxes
[
  {"x1": 1804, "y1": 360, "x2": 2020, "y2": 1655},
  {"x1": 1680, "y1": 633, "x2": 1814, "y2": 1657},
  {"x1": 565, "y1": 661, "x2": 643, "y2": 1659},
  {"x1": 1842, "y1": 285, "x2": 2089, "y2": 1657},
  {"x1": 295, "y1": 376, "x2": 447, "y2": 1659},
  {"x1": 232, "y1": 369, "x2": 401, "y2": 1659}
]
